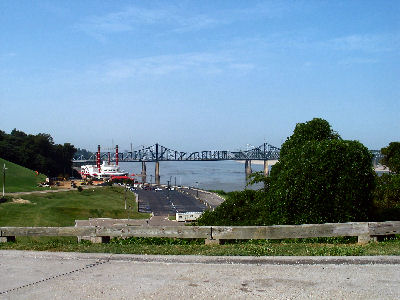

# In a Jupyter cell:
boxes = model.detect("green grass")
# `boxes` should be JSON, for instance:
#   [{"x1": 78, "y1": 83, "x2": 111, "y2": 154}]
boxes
[
  {"x1": 1, "y1": 236, "x2": 400, "y2": 256},
  {"x1": 0, "y1": 157, "x2": 47, "y2": 193},
  {"x1": 0, "y1": 186, "x2": 149, "y2": 226},
  {"x1": 0, "y1": 175, "x2": 398, "y2": 256}
]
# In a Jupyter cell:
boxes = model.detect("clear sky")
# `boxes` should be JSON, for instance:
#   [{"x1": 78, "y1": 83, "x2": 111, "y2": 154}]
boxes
[{"x1": 0, "y1": 1, "x2": 399, "y2": 152}]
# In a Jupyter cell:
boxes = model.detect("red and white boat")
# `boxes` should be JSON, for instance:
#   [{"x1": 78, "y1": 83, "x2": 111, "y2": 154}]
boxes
[{"x1": 81, "y1": 145, "x2": 129, "y2": 180}]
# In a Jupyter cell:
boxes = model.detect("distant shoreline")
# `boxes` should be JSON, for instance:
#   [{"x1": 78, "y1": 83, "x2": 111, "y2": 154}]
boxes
[
  {"x1": 237, "y1": 160, "x2": 390, "y2": 173},
  {"x1": 236, "y1": 160, "x2": 278, "y2": 166},
  {"x1": 375, "y1": 165, "x2": 390, "y2": 172}
]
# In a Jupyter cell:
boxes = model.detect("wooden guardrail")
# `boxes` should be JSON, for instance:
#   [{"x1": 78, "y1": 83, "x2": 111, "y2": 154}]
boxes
[{"x1": 1, "y1": 221, "x2": 400, "y2": 244}]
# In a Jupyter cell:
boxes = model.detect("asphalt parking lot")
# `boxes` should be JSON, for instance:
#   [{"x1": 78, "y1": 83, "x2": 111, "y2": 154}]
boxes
[{"x1": 136, "y1": 188, "x2": 207, "y2": 216}]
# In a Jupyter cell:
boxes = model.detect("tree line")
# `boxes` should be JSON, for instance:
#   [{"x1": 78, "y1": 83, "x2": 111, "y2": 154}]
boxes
[
  {"x1": 198, "y1": 118, "x2": 400, "y2": 226},
  {"x1": 0, "y1": 129, "x2": 76, "y2": 177}
]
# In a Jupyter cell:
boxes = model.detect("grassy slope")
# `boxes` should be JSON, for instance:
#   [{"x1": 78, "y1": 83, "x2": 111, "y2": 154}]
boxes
[
  {"x1": 0, "y1": 157, "x2": 47, "y2": 192},
  {"x1": 0, "y1": 161, "x2": 398, "y2": 256},
  {"x1": 0, "y1": 186, "x2": 149, "y2": 226}
]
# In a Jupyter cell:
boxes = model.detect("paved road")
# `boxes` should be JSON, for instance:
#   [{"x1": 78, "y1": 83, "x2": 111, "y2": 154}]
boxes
[
  {"x1": 1, "y1": 251, "x2": 400, "y2": 299},
  {"x1": 180, "y1": 187, "x2": 225, "y2": 208},
  {"x1": 137, "y1": 189, "x2": 207, "y2": 216}
]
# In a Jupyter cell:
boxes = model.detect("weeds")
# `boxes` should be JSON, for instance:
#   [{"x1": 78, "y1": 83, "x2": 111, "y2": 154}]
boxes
[{"x1": 1, "y1": 236, "x2": 399, "y2": 256}]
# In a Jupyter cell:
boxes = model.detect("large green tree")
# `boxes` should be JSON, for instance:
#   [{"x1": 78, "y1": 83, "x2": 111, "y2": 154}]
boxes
[
  {"x1": 279, "y1": 118, "x2": 340, "y2": 157},
  {"x1": 197, "y1": 118, "x2": 376, "y2": 226},
  {"x1": 266, "y1": 118, "x2": 375, "y2": 224},
  {"x1": 0, "y1": 129, "x2": 76, "y2": 177},
  {"x1": 267, "y1": 119, "x2": 375, "y2": 224}
]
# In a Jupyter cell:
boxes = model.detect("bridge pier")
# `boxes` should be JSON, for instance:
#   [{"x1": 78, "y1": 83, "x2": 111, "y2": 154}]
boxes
[
  {"x1": 264, "y1": 160, "x2": 269, "y2": 176},
  {"x1": 245, "y1": 160, "x2": 252, "y2": 178},
  {"x1": 155, "y1": 161, "x2": 160, "y2": 185},
  {"x1": 141, "y1": 162, "x2": 147, "y2": 183}
]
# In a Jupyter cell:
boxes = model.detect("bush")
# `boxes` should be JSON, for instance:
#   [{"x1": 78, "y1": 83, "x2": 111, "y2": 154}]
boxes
[
  {"x1": 197, "y1": 189, "x2": 270, "y2": 226},
  {"x1": 381, "y1": 142, "x2": 400, "y2": 174},
  {"x1": 266, "y1": 139, "x2": 375, "y2": 224},
  {"x1": 197, "y1": 118, "x2": 376, "y2": 226},
  {"x1": 77, "y1": 186, "x2": 83, "y2": 192},
  {"x1": 372, "y1": 174, "x2": 400, "y2": 221},
  {"x1": 374, "y1": 174, "x2": 400, "y2": 208}
]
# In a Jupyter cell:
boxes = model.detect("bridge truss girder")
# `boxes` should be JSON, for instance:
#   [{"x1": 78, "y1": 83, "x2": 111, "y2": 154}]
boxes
[
  {"x1": 73, "y1": 142, "x2": 281, "y2": 163},
  {"x1": 73, "y1": 142, "x2": 382, "y2": 164}
]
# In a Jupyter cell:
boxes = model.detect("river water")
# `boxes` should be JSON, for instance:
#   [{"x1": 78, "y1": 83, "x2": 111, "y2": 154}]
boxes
[
  {"x1": 117, "y1": 161, "x2": 385, "y2": 192},
  {"x1": 119, "y1": 161, "x2": 266, "y2": 192}
]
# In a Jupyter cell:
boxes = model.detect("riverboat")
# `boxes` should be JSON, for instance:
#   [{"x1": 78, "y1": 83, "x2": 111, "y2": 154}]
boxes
[
  {"x1": 80, "y1": 145, "x2": 129, "y2": 180},
  {"x1": 81, "y1": 161, "x2": 129, "y2": 180}
]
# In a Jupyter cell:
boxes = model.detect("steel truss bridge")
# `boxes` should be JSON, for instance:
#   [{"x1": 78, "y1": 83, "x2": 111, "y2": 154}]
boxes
[
  {"x1": 73, "y1": 143, "x2": 383, "y2": 164},
  {"x1": 73, "y1": 142, "x2": 281, "y2": 164}
]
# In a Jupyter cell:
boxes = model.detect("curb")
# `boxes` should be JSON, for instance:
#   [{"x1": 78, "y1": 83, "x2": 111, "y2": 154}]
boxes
[{"x1": 1, "y1": 250, "x2": 400, "y2": 265}]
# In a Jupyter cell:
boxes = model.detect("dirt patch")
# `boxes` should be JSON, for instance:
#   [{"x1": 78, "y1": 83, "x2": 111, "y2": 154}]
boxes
[{"x1": 12, "y1": 198, "x2": 33, "y2": 204}]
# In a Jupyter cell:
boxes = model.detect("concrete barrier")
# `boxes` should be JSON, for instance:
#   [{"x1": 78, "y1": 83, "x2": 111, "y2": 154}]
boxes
[{"x1": 1, "y1": 221, "x2": 399, "y2": 244}]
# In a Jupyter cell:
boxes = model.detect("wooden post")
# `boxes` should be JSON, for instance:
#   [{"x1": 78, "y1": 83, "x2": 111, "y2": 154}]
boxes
[
  {"x1": 357, "y1": 234, "x2": 377, "y2": 244},
  {"x1": 78, "y1": 236, "x2": 110, "y2": 244},
  {"x1": 0, "y1": 236, "x2": 15, "y2": 243},
  {"x1": 205, "y1": 238, "x2": 220, "y2": 245}
]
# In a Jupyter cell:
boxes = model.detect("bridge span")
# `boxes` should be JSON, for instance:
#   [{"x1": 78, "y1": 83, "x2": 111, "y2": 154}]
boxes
[
  {"x1": 74, "y1": 143, "x2": 281, "y2": 162},
  {"x1": 72, "y1": 143, "x2": 383, "y2": 185},
  {"x1": 73, "y1": 142, "x2": 281, "y2": 184}
]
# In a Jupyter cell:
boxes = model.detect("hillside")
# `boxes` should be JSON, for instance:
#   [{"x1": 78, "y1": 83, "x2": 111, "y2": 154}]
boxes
[
  {"x1": 0, "y1": 157, "x2": 47, "y2": 193},
  {"x1": 0, "y1": 187, "x2": 147, "y2": 226}
]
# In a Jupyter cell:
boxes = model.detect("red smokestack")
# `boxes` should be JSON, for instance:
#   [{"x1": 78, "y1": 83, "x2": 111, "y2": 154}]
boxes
[
  {"x1": 97, "y1": 145, "x2": 101, "y2": 171},
  {"x1": 116, "y1": 145, "x2": 119, "y2": 165}
]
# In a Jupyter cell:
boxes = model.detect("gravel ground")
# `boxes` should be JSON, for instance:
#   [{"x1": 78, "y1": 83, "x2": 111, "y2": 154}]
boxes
[{"x1": 1, "y1": 251, "x2": 400, "y2": 299}]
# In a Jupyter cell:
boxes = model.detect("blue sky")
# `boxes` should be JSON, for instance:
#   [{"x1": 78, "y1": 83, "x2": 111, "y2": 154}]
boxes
[{"x1": 0, "y1": 1, "x2": 399, "y2": 152}]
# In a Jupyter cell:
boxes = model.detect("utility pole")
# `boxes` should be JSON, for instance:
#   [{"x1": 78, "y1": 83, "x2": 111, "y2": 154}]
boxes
[
  {"x1": 124, "y1": 183, "x2": 127, "y2": 210},
  {"x1": 2, "y1": 164, "x2": 7, "y2": 197},
  {"x1": 167, "y1": 180, "x2": 170, "y2": 203}
]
